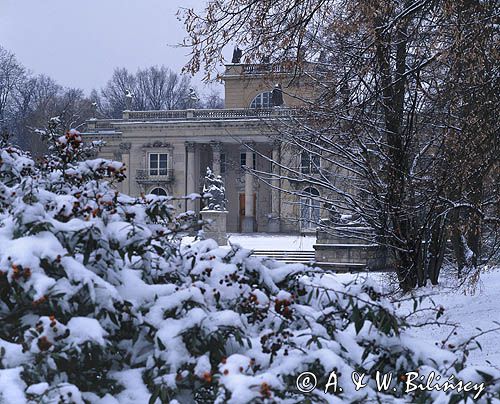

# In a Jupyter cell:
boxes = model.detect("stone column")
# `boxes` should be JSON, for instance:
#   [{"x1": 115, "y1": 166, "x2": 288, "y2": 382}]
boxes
[
  {"x1": 268, "y1": 140, "x2": 281, "y2": 232},
  {"x1": 242, "y1": 143, "x2": 255, "y2": 233},
  {"x1": 210, "y1": 141, "x2": 222, "y2": 176},
  {"x1": 185, "y1": 141, "x2": 196, "y2": 212},
  {"x1": 119, "y1": 142, "x2": 131, "y2": 195}
]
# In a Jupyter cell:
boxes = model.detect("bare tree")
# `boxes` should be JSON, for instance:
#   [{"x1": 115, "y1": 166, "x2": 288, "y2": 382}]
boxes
[
  {"x1": 100, "y1": 66, "x2": 192, "y2": 117},
  {"x1": 439, "y1": 1, "x2": 499, "y2": 277},
  {"x1": 11, "y1": 74, "x2": 95, "y2": 153},
  {"x1": 100, "y1": 68, "x2": 137, "y2": 118},
  {"x1": 0, "y1": 46, "x2": 25, "y2": 129},
  {"x1": 201, "y1": 88, "x2": 224, "y2": 109},
  {"x1": 136, "y1": 66, "x2": 191, "y2": 110}
]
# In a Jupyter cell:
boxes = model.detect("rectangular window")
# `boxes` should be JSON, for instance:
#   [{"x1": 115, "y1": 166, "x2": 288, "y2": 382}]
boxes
[
  {"x1": 240, "y1": 152, "x2": 256, "y2": 168},
  {"x1": 301, "y1": 152, "x2": 320, "y2": 174},
  {"x1": 149, "y1": 153, "x2": 168, "y2": 176}
]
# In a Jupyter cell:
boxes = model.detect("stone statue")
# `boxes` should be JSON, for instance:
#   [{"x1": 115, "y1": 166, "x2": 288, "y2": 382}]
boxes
[
  {"x1": 231, "y1": 46, "x2": 242, "y2": 64},
  {"x1": 202, "y1": 167, "x2": 227, "y2": 211},
  {"x1": 272, "y1": 83, "x2": 284, "y2": 107},
  {"x1": 324, "y1": 202, "x2": 341, "y2": 223},
  {"x1": 91, "y1": 102, "x2": 98, "y2": 118},
  {"x1": 125, "y1": 89, "x2": 134, "y2": 110},
  {"x1": 188, "y1": 88, "x2": 199, "y2": 108}
]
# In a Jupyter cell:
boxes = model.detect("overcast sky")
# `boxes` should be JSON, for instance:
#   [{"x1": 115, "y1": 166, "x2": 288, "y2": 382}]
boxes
[{"x1": 0, "y1": 0, "x2": 224, "y2": 94}]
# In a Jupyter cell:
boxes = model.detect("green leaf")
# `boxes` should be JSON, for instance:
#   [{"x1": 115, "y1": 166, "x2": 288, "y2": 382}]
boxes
[
  {"x1": 351, "y1": 305, "x2": 364, "y2": 334},
  {"x1": 157, "y1": 337, "x2": 166, "y2": 351},
  {"x1": 476, "y1": 369, "x2": 494, "y2": 383},
  {"x1": 149, "y1": 386, "x2": 160, "y2": 404},
  {"x1": 108, "y1": 312, "x2": 119, "y2": 326}
]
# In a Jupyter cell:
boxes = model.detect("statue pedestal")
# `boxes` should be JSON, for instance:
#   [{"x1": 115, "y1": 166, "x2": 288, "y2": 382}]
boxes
[
  {"x1": 201, "y1": 210, "x2": 228, "y2": 246},
  {"x1": 314, "y1": 223, "x2": 390, "y2": 271}
]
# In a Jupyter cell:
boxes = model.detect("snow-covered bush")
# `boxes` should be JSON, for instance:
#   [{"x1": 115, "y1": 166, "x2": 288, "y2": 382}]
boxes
[{"x1": 0, "y1": 122, "x2": 498, "y2": 403}]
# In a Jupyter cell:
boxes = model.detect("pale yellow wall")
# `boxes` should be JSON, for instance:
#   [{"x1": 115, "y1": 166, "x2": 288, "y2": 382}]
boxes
[{"x1": 223, "y1": 65, "x2": 317, "y2": 109}]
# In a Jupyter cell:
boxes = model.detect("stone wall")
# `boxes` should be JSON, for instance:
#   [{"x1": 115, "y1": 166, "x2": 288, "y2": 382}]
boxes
[{"x1": 314, "y1": 224, "x2": 391, "y2": 271}]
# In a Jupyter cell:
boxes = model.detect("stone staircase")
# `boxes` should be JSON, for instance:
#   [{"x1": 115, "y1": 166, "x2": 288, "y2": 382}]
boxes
[
  {"x1": 252, "y1": 250, "x2": 315, "y2": 264},
  {"x1": 251, "y1": 250, "x2": 368, "y2": 272}
]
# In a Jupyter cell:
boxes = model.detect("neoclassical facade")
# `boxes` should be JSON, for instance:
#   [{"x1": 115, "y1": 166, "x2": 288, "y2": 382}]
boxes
[{"x1": 82, "y1": 63, "x2": 320, "y2": 233}]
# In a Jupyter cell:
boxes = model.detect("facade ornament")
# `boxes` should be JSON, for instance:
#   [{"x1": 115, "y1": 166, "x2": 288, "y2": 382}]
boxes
[
  {"x1": 210, "y1": 141, "x2": 222, "y2": 152},
  {"x1": 141, "y1": 142, "x2": 171, "y2": 149},
  {"x1": 185, "y1": 141, "x2": 196, "y2": 152},
  {"x1": 119, "y1": 142, "x2": 132, "y2": 151}
]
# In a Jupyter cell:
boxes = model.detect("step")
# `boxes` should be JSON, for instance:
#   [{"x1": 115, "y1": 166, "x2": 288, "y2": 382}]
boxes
[
  {"x1": 256, "y1": 256, "x2": 314, "y2": 259},
  {"x1": 252, "y1": 250, "x2": 315, "y2": 254},
  {"x1": 249, "y1": 250, "x2": 388, "y2": 273},
  {"x1": 252, "y1": 250, "x2": 315, "y2": 256}
]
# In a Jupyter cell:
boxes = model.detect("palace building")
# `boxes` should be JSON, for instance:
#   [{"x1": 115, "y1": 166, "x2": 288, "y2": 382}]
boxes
[{"x1": 82, "y1": 63, "x2": 321, "y2": 234}]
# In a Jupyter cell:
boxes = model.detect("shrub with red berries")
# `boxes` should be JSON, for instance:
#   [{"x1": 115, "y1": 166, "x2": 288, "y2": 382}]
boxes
[{"x1": 0, "y1": 121, "x2": 499, "y2": 403}]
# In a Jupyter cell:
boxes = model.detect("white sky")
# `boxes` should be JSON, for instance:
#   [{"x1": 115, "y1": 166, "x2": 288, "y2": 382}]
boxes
[{"x1": 0, "y1": 0, "x2": 224, "y2": 94}]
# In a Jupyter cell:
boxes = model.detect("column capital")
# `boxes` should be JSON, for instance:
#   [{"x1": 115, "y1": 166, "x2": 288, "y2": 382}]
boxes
[
  {"x1": 271, "y1": 138, "x2": 281, "y2": 150},
  {"x1": 240, "y1": 141, "x2": 256, "y2": 151},
  {"x1": 119, "y1": 142, "x2": 131, "y2": 151},
  {"x1": 210, "y1": 141, "x2": 223, "y2": 152},
  {"x1": 185, "y1": 141, "x2": 196, "y2": 152}
]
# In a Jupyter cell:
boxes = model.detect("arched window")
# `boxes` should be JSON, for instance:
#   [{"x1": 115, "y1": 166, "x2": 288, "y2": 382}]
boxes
[
  {"x1": 300, "y1": 187, "x2": 320, "y2": 229},
  {"x1": 150, "y1": 187, "x2": 167, "y2": 196},
  {"x1": 250, "y1": 91, "x2": 273, "y2": 109}
]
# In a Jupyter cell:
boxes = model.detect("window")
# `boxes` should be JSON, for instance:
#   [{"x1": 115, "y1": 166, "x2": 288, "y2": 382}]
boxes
[
  {"x1": 220, "y1": 153, "x2": 227, "y2": 174},
  {"x1": 250, "y1": 91, "x2": 272, "y2": 109},
  {"x1": 300, "y1": 187, "x2": 320, "y2": 229},
  {"x1": 149, "y1": 153, "x2": 168, "y2": 176},
  {"x1": 300, "y1": 151, "x2": 320, "y2": 174},
  {"x1": 151, "y1": 187, "x2": 168, "y2": 196},
  {"x1": 240, "y1": 152, "x2": 256, "y2": 168}
]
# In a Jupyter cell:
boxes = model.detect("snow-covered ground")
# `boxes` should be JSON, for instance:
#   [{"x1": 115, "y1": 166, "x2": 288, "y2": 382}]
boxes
[
  {"x1": 397, "y1": 268, "x2": 500, "y2": 367},
  {"x1": 328, "y1": 268, "x2": 500, "y2": 367},
  {"x1": 227, "y1": 233, "x2": 316, "y2": 250},
  {"x1": 184, "y1": 232, "x2": 317, "y2": 251}
]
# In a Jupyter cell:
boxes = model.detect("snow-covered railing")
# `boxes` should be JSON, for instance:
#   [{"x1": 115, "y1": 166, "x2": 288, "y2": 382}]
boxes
[
  {"x1": 83, "y1": 108, "x2": 297, "y2": 133},
  {"x1": 123, "y1": 108, "x2": 295, "y2": 121},
  {"x1": 226, "y1": 63, "x2": 317, "y2": 75},
  {"x1": 241, "y1": 64, "x2": 291, "y2": 74}
]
